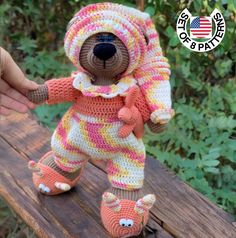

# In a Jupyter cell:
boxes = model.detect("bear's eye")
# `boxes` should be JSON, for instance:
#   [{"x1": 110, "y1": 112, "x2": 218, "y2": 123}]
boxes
[
  {"x1": 126, "y1": 219, "x2": 134, "y2": 227},
  {"x1": 96, "y1": 34, "x2": 114, "y2": 42},
  {"x1": 119, "y1": 218, "x2": 127, "y2": 227}
]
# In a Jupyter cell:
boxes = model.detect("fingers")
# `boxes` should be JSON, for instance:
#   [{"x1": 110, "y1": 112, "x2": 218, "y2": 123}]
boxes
[
  {"x1": 0, "y1": 78, "x2": 36, "y2": 109},
  {"x1": 0, "y1": 48, "x2": 38, "y2": 116},
  {"x1": 21, "y1": 79, "x2": 39, "y2": 92},
  {"x1": 0, "y1": 47, "x2": 39, "y2": 93},
  {"x1": 0, "y1": 47, "x2": 6, "y2": 77},
  {"x1": 0, "y1": 94, "x2": 29, "y2": 114},
  {"x1": 0, "y1": 106, "x2": 12, "y2": 116}
]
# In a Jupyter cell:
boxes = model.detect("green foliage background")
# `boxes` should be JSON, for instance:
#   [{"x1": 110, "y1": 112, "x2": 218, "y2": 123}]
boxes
[{"x1": 0, "y1": 0, "x2": 235, "y2": 236}]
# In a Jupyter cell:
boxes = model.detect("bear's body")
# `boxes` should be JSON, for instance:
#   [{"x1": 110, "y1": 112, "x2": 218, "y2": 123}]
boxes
[
  {"x1": 50, "y1": 84, "x2": 146, "y2": 190},
  {"x1": 27, "y1": 3, "x2": 174, "y2": 237}
]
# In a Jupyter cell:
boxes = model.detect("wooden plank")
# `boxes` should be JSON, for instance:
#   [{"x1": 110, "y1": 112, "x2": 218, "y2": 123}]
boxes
[
  {"x1": 92, "y1": 153, "x2": 236, "y2": 238},
  {"x1": 0, "y1": 112, "x2": 172, "y2": 238},
  {"x1": 91, "y1": 159, "x2": 236, "y2": 238},
  {"x1": 1, "y1": 112, "x2": 236, "y2": 237},
  {"x1": 144, "y1": 159, "x2": 236, "y2": 238},
  {"x1": 0, "y1": 137, "x2": 110, "y2": 238},
  {"x1": 0, "y1": 113, "x2": 52, "y2": 160}
]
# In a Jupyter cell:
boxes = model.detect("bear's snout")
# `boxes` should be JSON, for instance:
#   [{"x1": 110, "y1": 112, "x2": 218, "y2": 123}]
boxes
[{"x1": 93, "y1": 43, "x2": 117, "y2": 61}]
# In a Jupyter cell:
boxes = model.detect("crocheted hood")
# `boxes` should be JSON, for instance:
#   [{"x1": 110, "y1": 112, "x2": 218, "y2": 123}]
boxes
[
  {"x1": 64, "y1": 2, "x2": 148, "y2": 75},
  {"x1": 64, "y1": 3, "x2": 173, "y2": 123}
]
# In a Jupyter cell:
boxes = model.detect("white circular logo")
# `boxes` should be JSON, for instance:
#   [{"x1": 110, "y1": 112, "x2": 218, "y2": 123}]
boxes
[{"x1": 176, "y1": 9, "x2": 226, "y2": 52}]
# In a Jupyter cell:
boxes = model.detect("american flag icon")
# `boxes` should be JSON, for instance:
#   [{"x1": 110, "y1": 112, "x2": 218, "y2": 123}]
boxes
[{"x1": 190, "y1": 16, "x2": 212, "y2": 39}]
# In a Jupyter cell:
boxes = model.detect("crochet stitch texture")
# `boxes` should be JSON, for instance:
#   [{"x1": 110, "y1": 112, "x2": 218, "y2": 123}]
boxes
[
  {"x1": 64, "y1": 2, "x2": 174, "y2": 123},
  {"x1": 28, "y1": 2, "x2": 174, "y2": 237},
  {"x1": 42, "y1": 2, "x2": 174, "y2": 188}
]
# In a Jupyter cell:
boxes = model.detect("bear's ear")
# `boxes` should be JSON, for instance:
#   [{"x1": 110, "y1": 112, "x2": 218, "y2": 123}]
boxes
[
  {"x1": 102, "y1": 192, "x2": 121, "y2": 212},
  {"x1": 134, "y1": 194, "x2": 156, "y2": 214}
]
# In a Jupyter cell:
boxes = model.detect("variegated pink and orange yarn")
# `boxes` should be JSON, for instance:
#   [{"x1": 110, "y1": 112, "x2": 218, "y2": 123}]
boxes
[
  {"x1": 42, "y1": 2, "x2": 174, "y2": 191},
  {"x1": 47, "y1": 75, "x2": 150, "y2": 190},
  {"x1": 64, "y1": 2, "x2": 174, "y2": 122},
  {"x1": 28, "y1": 3, "x2": 175, "y2": 237}
]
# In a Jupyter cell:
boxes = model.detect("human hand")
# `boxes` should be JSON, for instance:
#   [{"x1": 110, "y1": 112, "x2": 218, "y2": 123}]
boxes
[{"x1": 0, "y1": 47, "x2": 39, "y2": 116}]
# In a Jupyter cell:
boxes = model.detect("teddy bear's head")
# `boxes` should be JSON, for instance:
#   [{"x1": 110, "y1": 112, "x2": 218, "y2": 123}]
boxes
[
  {"x1": 64, "y1": 3, "x2": 149, "y2": 82},
  {"x1": 79, "y1": 32, "x2": 129, "y2": 83}
]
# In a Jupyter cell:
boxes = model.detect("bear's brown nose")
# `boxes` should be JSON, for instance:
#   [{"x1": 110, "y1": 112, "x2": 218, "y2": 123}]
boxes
[{"x1": 93, "y1": 43, "x2": 117, "y2": 61}]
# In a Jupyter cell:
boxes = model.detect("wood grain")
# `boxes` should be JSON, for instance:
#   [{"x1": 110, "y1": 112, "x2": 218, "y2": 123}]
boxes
[
  {"x1": 0, "y1": 112, "x2": 235, "y2": 238},
  {"x1": 92, "y1": 160, "x2": 236, "y2": 238},
  {"x1": 0, "y1": 112, "x2": 172, "y2": 238}
]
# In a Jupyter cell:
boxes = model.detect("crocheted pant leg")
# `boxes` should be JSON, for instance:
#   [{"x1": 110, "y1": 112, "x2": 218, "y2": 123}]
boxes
[
  {"x1": 106, "y1": 134, "x2": 146, "y2": 190},
  {"x1": 51, "y1": 109, "x2": 89, "y2": 172}
]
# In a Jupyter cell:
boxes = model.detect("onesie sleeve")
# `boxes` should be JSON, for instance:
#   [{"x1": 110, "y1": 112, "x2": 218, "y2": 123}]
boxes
[
  {"x1": 45, "y1": 76, "x2": 80, "y2": 105},
  {"x1": 134, "y1": 17, "x2": 174, "y2": 124}
]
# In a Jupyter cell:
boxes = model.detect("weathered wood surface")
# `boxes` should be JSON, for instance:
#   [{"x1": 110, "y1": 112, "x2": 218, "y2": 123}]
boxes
[{"x1": 0, "y1": 112, "x2": 235, "y2": 238}]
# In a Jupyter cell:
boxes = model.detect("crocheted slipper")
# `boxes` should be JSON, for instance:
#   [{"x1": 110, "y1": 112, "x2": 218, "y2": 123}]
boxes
[
  {"x1": 28, "y1": 151, "x2": 83, "y2": 195},
  {"x1": 101, "y1": 192, "x2": 156, "y2": 238}
]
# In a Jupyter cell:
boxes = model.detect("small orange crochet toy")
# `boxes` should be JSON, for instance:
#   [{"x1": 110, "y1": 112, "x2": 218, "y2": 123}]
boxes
[{"x1": 27, "y1": 2, "x2": 174, "y2": 237}]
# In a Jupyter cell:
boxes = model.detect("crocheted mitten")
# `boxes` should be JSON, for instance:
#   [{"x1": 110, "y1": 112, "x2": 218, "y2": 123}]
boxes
[
  {"x1": 26, "y1": 84, "x2": 48, "y2": 104},
  {"x1": 147, "y1": 120, "x2": 168, "y2": 133},
  {"x1": 28, "y1": 151, "x2": 83, "y2": 195},
  {"x1": 101, "y1": 188, "x2": 156, "y2": 238}
]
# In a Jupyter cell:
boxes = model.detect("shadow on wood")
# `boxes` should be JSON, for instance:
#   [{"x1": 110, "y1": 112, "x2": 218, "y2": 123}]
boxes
[{"x1": 0, "y1": 112, "x2": 235, "y2": 238}]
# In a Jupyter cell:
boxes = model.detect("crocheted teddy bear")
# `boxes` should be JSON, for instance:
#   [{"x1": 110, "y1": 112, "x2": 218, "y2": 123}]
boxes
[{"x1": 27, "y1": 3, "x2": 174, "y2": 237}]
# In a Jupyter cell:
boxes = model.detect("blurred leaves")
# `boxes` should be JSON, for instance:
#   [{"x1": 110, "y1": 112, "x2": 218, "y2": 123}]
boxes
[
  {"x1": 144, "y1": 1, "x2": 236, "y2": 218},
  {"x1": 144, "y1": 80, "x2": 236, "y2": 216},
  {"x1": 0, "y1": 0, "x2": 235, "y2": 232},
  {"x1": 17, "y1": 38, "x2": 37, "y2": 55},
  {"x1": 33, "y1": 103, "x2": 72, "y2": 130}
]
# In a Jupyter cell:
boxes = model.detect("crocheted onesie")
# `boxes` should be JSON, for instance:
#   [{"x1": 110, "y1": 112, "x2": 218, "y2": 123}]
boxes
[
  {"x1": 46, "y1": 74, "x2": 151, "y2": 190},
  {"x1": 37, "y1": 2, "x2": 174, "y2": 191}
]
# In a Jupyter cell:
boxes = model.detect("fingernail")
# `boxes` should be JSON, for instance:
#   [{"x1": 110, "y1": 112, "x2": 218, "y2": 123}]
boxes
[
  {"x1": 28, "y1": 102, "x2": 36, "y2": 109},
  {"x1": 31, "y1": 81, "x2": 39, "y2": 89},
  {"x1": 25, "y1": 80, "x2": 39, "y2": 90}
]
